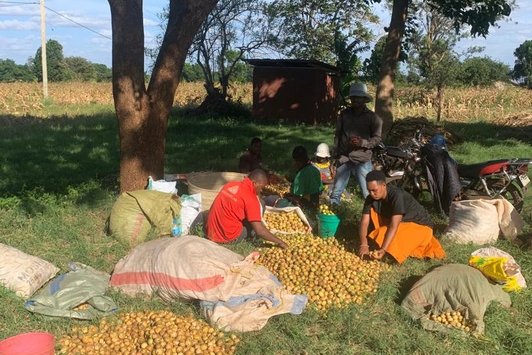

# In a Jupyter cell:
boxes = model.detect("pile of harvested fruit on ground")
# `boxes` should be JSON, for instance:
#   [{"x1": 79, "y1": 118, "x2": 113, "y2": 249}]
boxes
[
  {"x1": 258, "y1": 234, "x2": 390, "y2": 311},
  {"x1": 263, "y1": 211, "x2": 308, "y2": 233},
  {"x1": 58, "y1": 310, "x2": 239, "y2": 355}
]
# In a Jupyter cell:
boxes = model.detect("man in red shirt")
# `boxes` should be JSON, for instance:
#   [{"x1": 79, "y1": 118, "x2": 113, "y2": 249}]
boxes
[{"x1": 207, "y1": 169, "x2": 288, "y2": 248}]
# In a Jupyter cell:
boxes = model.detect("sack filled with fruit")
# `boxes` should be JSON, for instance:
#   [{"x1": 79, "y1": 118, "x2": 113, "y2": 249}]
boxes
[{"x1": 401, "y1": 264, "x2": 511, "y2": 335}]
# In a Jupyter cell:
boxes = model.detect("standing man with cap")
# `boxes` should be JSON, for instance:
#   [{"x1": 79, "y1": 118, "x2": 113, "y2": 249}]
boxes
[{"x1": 330, "y1": 82, "x2": 382, "y2": 204}]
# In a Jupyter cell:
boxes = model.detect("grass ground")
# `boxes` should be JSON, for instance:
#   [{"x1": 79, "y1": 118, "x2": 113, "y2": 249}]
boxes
[{"x1": 0, "y1": 104, "x2": 531, "y2": 354}]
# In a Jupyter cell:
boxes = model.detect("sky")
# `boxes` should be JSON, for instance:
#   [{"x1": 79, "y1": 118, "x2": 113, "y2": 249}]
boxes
[{"x1": 0, "y1": 0, "x2": 531, "y2": 69}]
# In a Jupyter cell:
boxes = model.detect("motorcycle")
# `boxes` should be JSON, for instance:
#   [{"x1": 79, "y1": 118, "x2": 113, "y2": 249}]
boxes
[
  {"x1": 457, "y1": 158, "x2": 531, "y2": 213},
  {"x1": 372, "y1": 129, "x2": 427, "y2": 196},
  {"x1": 373, "y1": 130, "x2": 531, "y2": 214}
]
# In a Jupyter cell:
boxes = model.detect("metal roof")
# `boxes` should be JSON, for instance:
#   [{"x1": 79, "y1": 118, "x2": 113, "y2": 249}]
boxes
[{"x1": 244, "y1": 58, "x2": 339, "y2": 72}]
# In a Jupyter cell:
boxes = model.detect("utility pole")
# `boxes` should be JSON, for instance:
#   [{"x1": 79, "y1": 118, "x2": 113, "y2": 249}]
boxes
[{"x1": 40, "y1": 0, "x2": 48, "y2": 98}]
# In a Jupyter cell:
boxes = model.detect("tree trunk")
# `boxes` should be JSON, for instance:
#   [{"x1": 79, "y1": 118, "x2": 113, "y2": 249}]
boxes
[
  {"x1": 436, "y1": 84, "x2": 444, "y2": 122},
  {"x1": 375, "y1": 0, "x2": 409, "y2": 137},
  {"x1": 109, "y1": 0, "x2": 218, "y2": 192}
]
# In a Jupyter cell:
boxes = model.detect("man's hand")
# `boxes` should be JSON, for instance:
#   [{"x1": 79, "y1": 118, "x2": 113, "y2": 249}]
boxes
[
  {"x1": 371, "y1": 249, "x2": 386, "y2": 260},
  {"x1": 350, "y1": 136, "x2": 362, "y2": 146},
  {"x1": 278, "y1": 240, "x2": 288, "y2": 249},
  {"x1": 358, "y1": 244, "x2": 370, "y2": 258}
]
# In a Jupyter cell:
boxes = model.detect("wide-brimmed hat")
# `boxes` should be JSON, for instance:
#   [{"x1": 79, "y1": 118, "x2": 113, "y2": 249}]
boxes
[
  {"x1": 315, "y1": 143, "x2": 331, "y2": 158},
  {"x1": 349, "y1": 82, "x2": 372, "y2": 102}
]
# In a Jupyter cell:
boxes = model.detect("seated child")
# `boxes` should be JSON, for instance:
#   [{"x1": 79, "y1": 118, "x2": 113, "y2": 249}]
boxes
[{"x1": 311, "y1": 143, "x2": 335, "y2": 185}]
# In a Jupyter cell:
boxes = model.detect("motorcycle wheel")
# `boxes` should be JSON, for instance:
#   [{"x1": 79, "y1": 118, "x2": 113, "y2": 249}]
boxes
[{"x1": 486, "y1": 180, "x2": 525, "y2": 213}]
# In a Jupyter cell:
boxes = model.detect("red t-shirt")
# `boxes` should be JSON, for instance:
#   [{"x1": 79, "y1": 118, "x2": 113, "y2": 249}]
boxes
[{"x1": 207, "y1": 177, "x2": 262, "y2": 243}]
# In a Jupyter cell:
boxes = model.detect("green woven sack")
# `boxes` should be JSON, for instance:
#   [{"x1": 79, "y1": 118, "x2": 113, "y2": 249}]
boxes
[
  {"x1": 401, "y1": 264, "x2": 511, "y2": 335},
  {"x1": 109, "y1": 190, "x2": 181, "y2": 247}
]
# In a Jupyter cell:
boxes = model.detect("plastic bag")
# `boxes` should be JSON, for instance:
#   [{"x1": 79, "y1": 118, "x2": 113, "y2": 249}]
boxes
[
  {"x1": 469, "y1": 247, "x2": 527, "y2": 292},
  {"x1": 148, "y1": 176, "x2": 177, "y2": 194},
  {"x1": 180, "y1": 194, "x2": 202, "y2": 235},
  {"x1": 24, "y1": 263, "x2": 118, "y2": 320}
]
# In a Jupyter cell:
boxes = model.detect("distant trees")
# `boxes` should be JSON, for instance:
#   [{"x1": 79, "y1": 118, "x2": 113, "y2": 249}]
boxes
[
  {"x1": 0, "y1": 59, "x2": 35, "y2": 82},
  {"x1": 266, "y1": 0, "x2": 378, "y2": 96},
  {"x1": 460, "y1": 57, "x2": 510, "y2": 86},
  {"x1": 406, "y1": 4, "x2": 462, "y2": 121},
  {"x1": 512, "y1": 40, "x2": 532, "y2": 88},
  {"x1": 375, "y1": 0, "x2": 513, "y2": 134},
  {"x1": 33, "y1": 39, "x2": 68, "y2": 82},
  {"x1": 0, "y1": 39, "x2": 112, "y2": 83}
]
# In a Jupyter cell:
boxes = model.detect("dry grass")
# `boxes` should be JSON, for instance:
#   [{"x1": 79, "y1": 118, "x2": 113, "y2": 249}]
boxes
[
  {"x1": 0, "y1": 82, "x2": 253, "y2": 116},
  {"x1": 392, "y1": 85, "x2": 532, "y2": 122},
  {"x1": 1, "y1": 82, "x2": 531, "y2": 123}
]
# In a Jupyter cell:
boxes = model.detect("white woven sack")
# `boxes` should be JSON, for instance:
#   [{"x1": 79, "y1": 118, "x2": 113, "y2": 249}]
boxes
[
  {"x1": 443, "y1": 200, "x2": 499, "y2": 244},
  {"x1": 0, "y1": 243, "x2": 59, "y2": 299}
]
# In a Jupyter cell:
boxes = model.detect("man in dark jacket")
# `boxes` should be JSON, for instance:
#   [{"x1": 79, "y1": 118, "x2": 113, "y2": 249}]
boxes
[{"x1": 330, "y1": 82, "x2": 382, "y2": 203}]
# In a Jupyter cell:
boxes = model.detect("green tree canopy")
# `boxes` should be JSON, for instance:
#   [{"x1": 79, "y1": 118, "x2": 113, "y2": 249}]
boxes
[
  {"x1": 512, "y1": 40, "x2": 532, "y2": 88},
  {"x1": 363, "y1": 36, "x2": 407, "y2": 85},
  {"x1": 0, "y1": 59, "x2": 35, "y2": 82},
  {"x1": 181, "y1": 63, "x2": 204, "y2": 82},
  {"x1": 92, "y1": 63, "x2": 112, "y2": 82},
  {"x1": 64, "y1": 57, "x2": 97, "y2": 81},
  {"x1": 266, "y1": 0, "x2": 378, "y2": 95},
  {"x1": 33, "y1": 39, "x2": 68, "y2": 82},
  {"x1": 459, "y1": 57, "x2": 510, "y2": 86}
]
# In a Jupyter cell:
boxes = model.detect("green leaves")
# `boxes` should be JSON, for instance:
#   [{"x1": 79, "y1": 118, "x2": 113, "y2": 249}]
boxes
[{"x1": 512, "y1": 40, "x2": 532, "y2": 88}]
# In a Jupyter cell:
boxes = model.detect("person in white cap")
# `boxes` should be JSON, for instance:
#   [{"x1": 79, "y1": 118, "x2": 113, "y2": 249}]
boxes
[
  {"x1": 330, "y1": 82, "x2": 382, "y2": 203},
  {"x1": 311, "y1": 143, "x2": 335, "y2": 186}
]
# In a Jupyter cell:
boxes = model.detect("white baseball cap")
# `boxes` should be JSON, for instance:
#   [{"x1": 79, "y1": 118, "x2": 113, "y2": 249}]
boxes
[{"x1": 315, "y1": 143, "x2": 331, "y2": 158}]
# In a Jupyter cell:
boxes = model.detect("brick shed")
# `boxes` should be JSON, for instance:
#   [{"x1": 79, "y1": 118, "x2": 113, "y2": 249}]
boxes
[{"x1": 245, "y1": 59, "x2": 340, "y2": 125}]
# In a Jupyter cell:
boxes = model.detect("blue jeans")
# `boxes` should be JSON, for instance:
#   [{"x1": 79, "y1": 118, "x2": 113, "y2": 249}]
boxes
[{"x1": 330, "y1": 160, "x2": 373, "y2": 203}]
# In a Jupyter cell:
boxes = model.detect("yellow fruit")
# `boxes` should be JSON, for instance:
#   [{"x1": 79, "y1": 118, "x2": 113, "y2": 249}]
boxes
[
  {"x1": 264, "y1": 211, "x2": 308, "y2": 233},
  {"x1": 58, "y1": 311, "x2": 239, "y2": 355},
  {"x1": 429, "y1": 310, "x2": 475, "y2": 333},
  {"x1": 263, "y1": 183, "x2": 290, "y2": 197},
  {"x1": 257, "y1": 233, "x2": 390, "y2": 312}
]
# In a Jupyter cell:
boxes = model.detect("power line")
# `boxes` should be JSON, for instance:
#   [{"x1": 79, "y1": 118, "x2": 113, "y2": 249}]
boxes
[
  {"x1": 45, "y1": 6, "x2": 111, "y2": 40},
  {"x1": 0, "y1": 0, "x2": 111, "y2": 40},
  {"x1": 0, "y1": 1, "x2": 38, "y2": 4}
]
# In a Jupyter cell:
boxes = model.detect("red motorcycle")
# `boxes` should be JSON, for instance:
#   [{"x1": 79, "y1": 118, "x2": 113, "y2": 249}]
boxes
[{"x1": 457, "y1": 158, "x2": 531, "y2": 213}]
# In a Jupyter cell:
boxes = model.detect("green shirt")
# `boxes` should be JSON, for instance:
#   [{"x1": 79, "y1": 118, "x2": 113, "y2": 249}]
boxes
[{"x1": 290, "y1": 164, "x2": 323, "y2": 197}]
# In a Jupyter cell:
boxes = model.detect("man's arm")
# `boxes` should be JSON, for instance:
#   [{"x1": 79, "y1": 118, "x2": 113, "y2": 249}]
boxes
[
  {"x1": 360, "y1": 114, "x2": 383, "y2": 149},
  {"x1": 373, "y1": 214, "x2": 402, "y2": 259},
  {"x1": 250, "y1": 221, "x2": 288, "y2": 249},
  {"x1": 358, "y1": 213, "x2": 371, "y2": 257},
  {"x1": 333, "y1": 114, "x2": 343, "y2": 156}
]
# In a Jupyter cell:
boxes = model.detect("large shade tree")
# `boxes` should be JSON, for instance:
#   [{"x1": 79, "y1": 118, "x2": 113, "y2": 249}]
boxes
[
  {"x1": 108, "y1": 0, "x2": 218, "y2": 192},
  {"x1": 376, "y1": 0, "x2": 513, "y2": 134}
]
